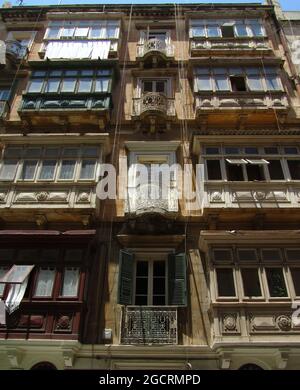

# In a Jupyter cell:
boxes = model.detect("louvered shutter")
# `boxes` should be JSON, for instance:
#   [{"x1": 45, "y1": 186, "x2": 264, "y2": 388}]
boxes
[
  {"x1": 118, "y1": 250, "x2": 134, "y2": 305},
  {"x1": 168, "y1": 253, "x2": 187, "y2": 306}
]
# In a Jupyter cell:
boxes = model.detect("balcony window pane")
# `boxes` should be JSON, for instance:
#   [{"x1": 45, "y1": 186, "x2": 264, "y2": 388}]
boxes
[
  {"x1": 268, "y1": 160, "x2": 284, "y2": 180},
  {"x1": 45, "y1": 79, "x2": 60, "y2": 93},
  {"x1": 46, "y1": 27, "x2": 60, "y2": 39},
  {"x1": 107, "y1": 25, "x2": 119, "y2": 39},
  {"x1": 225, "y1": 147, "x2": 239, "y2": 154},
  {"x1": 284, "y1": 147, "x2": 298, "y2": 154},
  {"x1": 74, "y1": 27, "x2": 89, "y2": 38},
  {"x1": 34, "y1": 268, "x2": 55, "y2": 297},
  {"x1": 45, "y1": 148, "x2": 60, "y2": 158},
  {"x1": 206, "y1": 160, "x2": 222, "y2": 180},
  {"x1": 0, "y1": 89, "x2": 10, "y2": 100},
  {"x1": 290, "y1": 268, "x2": 300, "y2": 296},
  {"x1": 80, "y1": 159, "x2": 96, "y2": 179},
  {"x1": 20, "y1": 160, "x2": 38, "y2": 180},
  {"x1": 39, "y1": 160, "x2": 56, "y2": 180},
  {"x1": 61, "y1": 267, "x2": 80, "y2": 297},
  {"x1": 266, "y1": 75, "x2": 281, "y2": 91},
  {"x1": 246, "y1": 164, "x2": 264, "y2": 181},
  {"x1": 62, "y1": 148, "x2": 78, "y2": 158},
  {"x1": 90, "y1": 27, "x2": 101, "y2": 38},
  {"x1": 59, "y1": 160, "x2": 76, "y2": 180},
  {"x1": 78, "y1": 78, "x2": 93, "y2": 93},
  {"x1": 207, "y1": 26, "x2": 220, "y2": 37},
  {"x1": 264, "y1": 147, "x2": 279, "y2": 154},
  {"x1": 215, "y1": 75, "x2": 230, "y2": 91},
  {"x1": 235, "y1": 24, "x2": 248, "y2": 37},
  {"x1": 287, "y1": 160, "x2": 300, "y2": 180},
  {"x1": 61, "y1": 78, "x2": 76, "y2": 93},
  {"x1": 226, "y1": 161, "x2": 244, "y2": 181},
  {"x1": 49, "y1": 70, "x2": 63, "y2": 77},
  {"x1": 196, "y1": 76, "x2": 212, "y2": 91},
  {"x1": 205, "y1": 147, "x2": 219, "y2": 154},
  {"x1": 82, "y1": 146, "x2": 99, "y2": 157},
  {"x1": 250, "y1": 23, "x2": 264, "y2": 37},
  {"x1": 0, "y1": 160, "x2": 18, "y2": 180},
  {"x1": 61, "y1": 27, "x2": 75, "y2": 38},
  {"x1": 216, "y1": 268, "x2": 235, "y2": 297},
  {"x1": 81, "y1": 70, "x2": 94, "y2": 76},
  {"x1": 266, "y1": 268, "x2": 287, "y2": 297},
  {"x1": 95, "y1": 78, "x2": 110, "y2": 92},
  {"x1": 191, "y1": 26, "x2": 205, "y2": 37},
  {"x1": 28, "y1": 79, "x2": 44, "y2": 93},
  {"x1": 248, "y1": 75, "x2": 264, "y2": 91},
  {"x1": 241, "y1": 268, "x2": 262, "y2": 297}
]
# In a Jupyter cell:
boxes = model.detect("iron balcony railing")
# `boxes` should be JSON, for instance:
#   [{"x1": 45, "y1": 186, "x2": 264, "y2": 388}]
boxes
[
  {"x1": 137, "y1": 38, "x2": 174, "y2": 58},
  {"x1": 132, "y1": 92, "x2": 175, "y2": 117},
  {"x1": 5, "y1": 40, "x2": 27, "y2": 60},
  {"x1": 121, "y1": 306, "x2": 178, "y2": 345}
]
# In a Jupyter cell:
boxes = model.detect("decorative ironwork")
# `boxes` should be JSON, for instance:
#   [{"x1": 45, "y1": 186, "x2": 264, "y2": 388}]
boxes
[
  {"x1": 121, "y1": 306, "x2": 178, "y2": 345},
  {"x1": 133, "y1": 92, "x2": 175, "y2": 117},
  {"x1": 138, "y1": 38, "x2": 174, "y2": 58}
]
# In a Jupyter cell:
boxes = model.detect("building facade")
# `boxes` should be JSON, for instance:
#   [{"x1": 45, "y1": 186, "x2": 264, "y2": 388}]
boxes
[{"x1": 0, "y1": 2, "x2": 300, "y2": 370}]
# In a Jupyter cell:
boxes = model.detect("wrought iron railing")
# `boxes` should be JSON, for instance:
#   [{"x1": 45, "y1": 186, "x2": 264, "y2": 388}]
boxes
[
  {"x1": 133, "y1": 92, "x2": 175, "y2": 117},
  {"x1": 137, "y1": 38, "x2": 174, "y2": 57},
  {"x1": 5, "y1": 40, "x2": 27, "y2": 60},
  {"x1": 121, "y1": 306, "x2": 178, "y2": 345}
]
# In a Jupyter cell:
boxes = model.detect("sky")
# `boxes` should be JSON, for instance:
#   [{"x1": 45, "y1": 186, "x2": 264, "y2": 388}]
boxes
[{"x1": 1, "y1": 0, "x2": 299, "y2": 12}]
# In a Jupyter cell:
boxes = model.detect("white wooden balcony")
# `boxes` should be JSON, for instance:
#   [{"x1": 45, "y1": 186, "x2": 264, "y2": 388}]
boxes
[{"x1": 121, "y1": 306, "x2": 178, "y2": 345}]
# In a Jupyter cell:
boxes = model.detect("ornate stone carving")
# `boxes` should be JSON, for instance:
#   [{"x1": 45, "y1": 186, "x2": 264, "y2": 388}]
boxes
[
  {"x1": 223, "y1": 314, "x2": 237, "y2": 332},
  {"x1": 276, "y1": 315, "x2": 292, "y2": 331},
  {"x1": 35, "y1": 191, "x2": 49, "y2": 201},
  {"x1": 209, "y1": 191, "x2": 223, "y2": 202},
  {"x1": 0, "y1": 192, "x2": 6, "y2": 202},
  {"x1": 56, "y1": 315, "x2": 72, "y2": 331},
  {"x1": 77, "y1": 192, "x2": 90, "y2": 203},
  {"x1": 254, "y1": 191, "x2": 267, "y2": 201}
]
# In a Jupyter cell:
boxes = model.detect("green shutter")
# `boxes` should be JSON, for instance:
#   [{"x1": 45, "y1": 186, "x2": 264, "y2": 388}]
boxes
[
  {"x1": 118, "y1": 250, "x2": 134, "y2": 305},
  {"x1": 168, "y1": 253, "x2": 187, "y2": 306}
]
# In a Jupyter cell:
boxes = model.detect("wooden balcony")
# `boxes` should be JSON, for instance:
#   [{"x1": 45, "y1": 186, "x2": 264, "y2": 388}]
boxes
[
  {"x1": 121, "y1": 306, "x2": 178, "y2": 345},
  {"x1": 190, "y1": 37, "x2": 271, "y2": 56}
]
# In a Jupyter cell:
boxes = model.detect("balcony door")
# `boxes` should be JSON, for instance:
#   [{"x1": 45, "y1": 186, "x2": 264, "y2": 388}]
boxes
[{"x1": 134, "y1": 260, "x2": 167, "y2": 306}]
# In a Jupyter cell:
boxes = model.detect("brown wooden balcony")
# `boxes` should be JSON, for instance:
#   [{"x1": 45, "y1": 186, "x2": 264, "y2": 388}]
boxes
[{"x1": 121, "y1": 306, "x2": 178, "y2": 345}]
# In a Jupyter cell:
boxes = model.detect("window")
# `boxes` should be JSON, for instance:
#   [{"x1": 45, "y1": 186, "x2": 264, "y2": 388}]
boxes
[
  {"x1": 45, "y1": 20, "x2": 120, "y2": 41},
  {"x1": 241, "y1": 268, "x2": 262, "y2": 297},
  {"x1": 194, "y1": 66, "x2": 281, "y2": 93},
  {"x1": 61, "y1": 267, "x2": 80, "y2": 297},
  {"x1": 226, "y1": 160, "x2": 245, "y2": 181},
  {"x1": 246, "y1": 163, "x2": 265, "y2": 181},
  {"x1": 0, "y1": 89, "x2": 10, "y2": 101},
  {"x1": 287, "y1": 160, "x2": 300, "y2": 180},
  {"x1": 268, "y1": 160, "x2": 284, "y2": 180},
  {"x1": 216, "y1": 268, "x2": 235, "y2": 297},
  {"x1": 266, "y1": 268, "x2": 288, "y2": 297},
  {"x1": 0, "y1": 145, "x2": 100, "y2": 183},
  {"x1": 142, "y1": 79, "x2": 168, "y2": 95},
  {"x1": 26, "y1": 69, "x2": 112, "y2": 95},
  {"x1": 190, "y1": 19, "x2": 265, "y2": 39},
  {"x1": 0, "y1": 265, "x2": 34, "y2": 284},
  {"x1": 290, "y1": 268, "x2": 300, "y2": 296},
  {"x1": 206, "y1": 160, "x2": 222, "y2": 180},
  {"x1": 34, "y1": 267, "x2": 55, "y2": 297}
]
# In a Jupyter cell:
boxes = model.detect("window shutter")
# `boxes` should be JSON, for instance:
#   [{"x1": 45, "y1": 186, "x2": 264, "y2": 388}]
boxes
[
  {"x1": 168, "y1": 253, "x2": 187, "y2": 306},
  {"x1": 118, "y1": 250, "x2": 134, "y2": 305}
]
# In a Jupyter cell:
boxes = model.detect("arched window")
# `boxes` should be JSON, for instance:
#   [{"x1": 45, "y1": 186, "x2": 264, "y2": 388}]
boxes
[
  {"x1": 31, "y1": 362, "x2": 57, "y2": 370},
  {"x1": 239, "y1": 363, "x2": 263, "y2": 370}
]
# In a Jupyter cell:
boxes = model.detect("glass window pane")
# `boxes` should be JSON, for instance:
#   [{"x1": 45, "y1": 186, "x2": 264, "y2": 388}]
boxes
[
  {"x1": 196, "y1": 76, "x2": 212, "y2": 91},
  {"x1": 0, "y1": 160, "x2": 18, "y2": 180},
  {"x1": 82, "y1": 146, "x2": 99, "y2": 157},
  {"x1": 136, "y1": 261, "x2": 148, "y2": 277},
  {"x1": 107, "y1": 26, "x2": 118, "y2": 39},
  {"x1": 207, "y1": 160, "x2": 222, "y2": 180},
  {"x1": 20, "y1": 160, "x2": 37, "y2": 180},
  {"x1": 90, "y1": 27, "x2": 101, "y2": 38},
  {"x1": 266, "y1": 268, "x2": 287, "y2": 297},
  {"x1": 46, "y1": 27, "x2": 60, "y2": 39},
  {"x1": 74, "y1": 27, "x2": 89, "y2": 37},
  {"x1": 32, "y1": 71, "x2": 47, "y2": 77},
  {"x1": 205, "y1": 147, "x2": 219, "y2": 154},
  {"x1": 207, "y1": 26, "x2": 220, "y2": 37},
  {"x1": 95, "y1": 78, "x2": 110, "y2": 92},
  {"x1": 291, "y1": 268, "x2": 300, "y2": 296},
  {"x1": 78, "y1": 78, "x2": 92, "y2": 93},
  {"x1": 34, "y1": 268, "x2": 55, "y2": 297},
  {"x1": 0, "y1": 267, "x2": 8, "y2": 296},
  {"x1": 153, "y1": 295, "x2": 165, "y2": 305},
  {"x1": 24, "y1": 148, "x2": 41, "y2": 158},
  {"x1": 28, "y1": 79, "x2": 44, "y2": 93},
  {"x1": 264, "y1": 147, "x2": 278, "y2": 154},
  {"x1": 45, "y1": 147, "x2": 60, "y2": 158},
  {"x1": 135, "y1": 278, "x2": 148, "y2": 294},
  {"x1": 266, "y1": 75, "x2": 281, "y2": 90},
  {"x1": 226, "y1": 162, "x2": 244, "y2": 181},
  {"x1": 245, "y1": 147, "x2": 258, "y2": 154},
  {"x1": 62, "y1": 148, "x2": 78, "y2": 158},
  {"x1": 287, "y1": 160, "x2": 300, "y2": 180},
  {"x1": 250, "y1": 23, "x2": 263, "y2": 36},
  {"x1": 61, "y1": 27, "x2": 75, "y2": 38},
  {"x1": 191, "y1": 26, "x2": 206, "y2": 37},
  {"x1": 215, "y1": 75, "x2": 230, "y2": 91},
  {"x1": 61, "y1": 78, "x2": 76, "y2": 93},
  {"x1": 0, "y1": 265, "x2": 34, "y2": 284},
  {"x1": 80, "y1": 159, "x2": 96, "y2": 179},
  {"x1": 153, "y1": 261, "x2": 165, "y2": 277},
  {"x1": 241, "y1": 268, "x2": 262, "y2": 297},
  {"x1": 0, "y1": 89, "x2": 10, "y2": 100},
  {"x1": 248, "y1": 75, "x2": 264, "y2": 91},
  {"x1": 225, "y1": 147, "x2": 239, "y2": 154},
  {"x1": 235, "y1": 24, "x2": 248, "y2": 37},
  {"x1": 45, "y1": 79, "x2": 60, "y2": 93},
  {"x1": 38, "y1": 160, "x2": 56, "y2": 180},
  {"x1": 81, "y1": 70, "x2": 94, "y2": 76},
  {"x1": 65, "y1": 70, "x2": 78, "y2": 77},
  {"x1": 268, "y1": 160, "x2": 284, "y2": 180},
  {"x1": 61, "y1": 268, "x2": 80, "y2": 297},
  {"x1": 284, "y1": 147, "x2": 298, "y2": 154},
  {"x1": 49, "y1": 70, "x2": 63, "y2": 77},
  {"x1": 216, "y1": 268, "x2": 235, "y2": 296},
  {"x1": 59, "y1": 160, "x2": 76, "y2": 180}
]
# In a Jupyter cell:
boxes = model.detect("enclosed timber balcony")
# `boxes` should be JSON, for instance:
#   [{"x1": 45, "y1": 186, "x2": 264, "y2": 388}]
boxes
[
  {"x1": 133, "y1": 92, "x2": 175, "y2": 119},
  {"x1": 190, "y1": 37, "x2": 271, "y2": 56},
  {"x1": 121, "y1": 306, "x2": 178, "y2": 345},
  {"x1": 137, "y1": 39, "x2": 174, "y2": 61}
]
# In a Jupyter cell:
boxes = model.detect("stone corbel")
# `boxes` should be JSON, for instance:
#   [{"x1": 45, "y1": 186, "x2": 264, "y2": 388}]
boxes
[
  {"x1": 219, "y1": 352, "x2": 232, "y2": 370},
  {"x1": 81, "y1": 214, "x2": 91, "y2": 227},
  {"x1": 62, "y1": 349, "x2": 76, "y2": 369},
  {"x1": 6, "y1": 348, "x2": 24, "y2": 369},
  {"x1": 276, "y1": 350, "x2": 289, "y2": 370}
]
